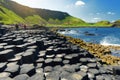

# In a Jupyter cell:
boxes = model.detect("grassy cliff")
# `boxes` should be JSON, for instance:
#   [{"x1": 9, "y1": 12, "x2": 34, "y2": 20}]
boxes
[
  {"x1": 0, "y1": 0, "x2": 86, "y2": 26},
  {"x1": 0, "y1": 5, "x2": 24, "y2": 24}
]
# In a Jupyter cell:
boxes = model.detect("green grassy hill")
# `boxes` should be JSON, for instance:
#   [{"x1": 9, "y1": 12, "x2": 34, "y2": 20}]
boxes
[
  {"x1": 0, "y1": 5, "x2": 24, "y2": 24},
  {"x1": 0, "y1": 0, "x2": 86, "y2": 26},
  {"x1": 0, "y1": 0, "x2": 117, "y2": 27},
  {"x1": 94, "y1": 21, "x2": 113, "y2": 27},
  {"x1": 113, "y1": 20, "x2": 120, "y2": 27}
]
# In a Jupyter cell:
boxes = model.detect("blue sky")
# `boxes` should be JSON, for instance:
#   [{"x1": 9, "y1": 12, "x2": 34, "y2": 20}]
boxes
[{"x1": 12, "y1": 0, "x2": 120, "y2": 22}]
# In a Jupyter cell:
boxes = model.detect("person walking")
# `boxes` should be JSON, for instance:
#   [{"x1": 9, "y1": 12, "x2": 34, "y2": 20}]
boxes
[{"x1": 15, "y1": 24, "x2": 19, "y2": 30}]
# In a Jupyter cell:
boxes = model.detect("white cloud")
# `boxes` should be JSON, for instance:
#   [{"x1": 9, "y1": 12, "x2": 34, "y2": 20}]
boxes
[
  {"x1": 107, "y1": 12, "x2": 115, "y2": 15},
  {"x1": 75, "y1": 0, "x2": 85, "y2": 6},
  {"x1": 93, "y1": 17, "x2": 101, "y2": 20},
  {"x1": 91, "y1": 17, "x2": 101, "y2": 22}
]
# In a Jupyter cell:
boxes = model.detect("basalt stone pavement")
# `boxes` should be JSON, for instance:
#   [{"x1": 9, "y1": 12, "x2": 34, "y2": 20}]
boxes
[{"x1": 0, "y1": 29, "x2": 120, "y2": 80}]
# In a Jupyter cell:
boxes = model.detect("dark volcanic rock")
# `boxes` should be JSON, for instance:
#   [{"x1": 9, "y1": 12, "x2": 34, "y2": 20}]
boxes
[
  {"x1": 5, "y1": 63, "x2": 20, "y2": 77},
  {"x1": 22, "y1": 51, "x2": 35, "y2": 64},
  {"x1": 0, "y1": 49, "x2": 14, "y2": 62},
  {"x1": 113, "y1": 66, "x2": 120, "y2": 75},
  {"x1": 0, "y1": 62, "x2": 7, "y2": 72},
  {"x1": 0, "y1": 29, "x2": 118, "y2": 79}
]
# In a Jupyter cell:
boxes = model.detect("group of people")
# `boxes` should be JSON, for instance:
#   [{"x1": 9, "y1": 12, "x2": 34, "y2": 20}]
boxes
[{"x1": 15, "y1": 24, "x2": 27, "y2": 30}]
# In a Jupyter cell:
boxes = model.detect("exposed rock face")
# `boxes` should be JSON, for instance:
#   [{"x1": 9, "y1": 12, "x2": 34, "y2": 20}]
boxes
[{"x1": 0, "y1": 28, "x2": 118, "y2": 80}]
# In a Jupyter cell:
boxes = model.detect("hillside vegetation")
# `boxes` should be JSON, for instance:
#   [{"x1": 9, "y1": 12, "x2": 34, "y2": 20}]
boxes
[
  {"x1": 0, "y1": 0, "x2": 119, "y2": 27},
  {"x1": 0, "y1": 0, "x2": 87, "y2": 26},
  {"x1": 0, "y1": 5, "x2": 24, "y2": 24},
  {"x1": 113, "y1": 20, "x2": 120, "y2": 27}
]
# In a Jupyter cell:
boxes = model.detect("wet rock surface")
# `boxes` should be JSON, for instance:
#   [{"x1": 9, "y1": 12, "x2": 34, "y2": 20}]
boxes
[{"x1": 0, "y1": 28, "x2": 118, "y2": 80}]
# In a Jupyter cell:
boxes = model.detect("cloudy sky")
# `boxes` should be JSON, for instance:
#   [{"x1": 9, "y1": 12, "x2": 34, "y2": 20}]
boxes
[{"x1": 12, "y1": 0, "x2": 120, "y2": 22}]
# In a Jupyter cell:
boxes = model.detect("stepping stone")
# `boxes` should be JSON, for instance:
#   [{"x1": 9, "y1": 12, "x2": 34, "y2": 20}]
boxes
[
  {"x1": 53, "y1": 65, "x2": 62, "y2": 71},
  {"x1": 70, "y1": 64, "x2": 80, "y2": 72},
  {"x1": 63, "y1": 60, "x2": 70, "y2": 64},
  {"x1": 3, "y1": 39, "x2": 13, "y2": 45},
  {"x1": 46, "y1": 49, "x2": 55, "y2": 55},
  {"x1": 62, "y1": 65, "x2": 76, "y2": 73},
  {"x1": 0, "y1": 62, "x2": 7, "y2": 72},
  {"x1": 0, "y1": 43, "x2": 7, "y2": 46},
  {"x1": 113, "y1": 66, "x2": 120, "y2": 75},
  {"x1": 103, "y1": 75, "x2": 113, "y2": 80},
  {"x1": 45, "y1": 59, "x2": 53, "y2": 64},
  {"x1": 4, "y1": 45, "x2": 16, "y2": 50},
  {"x1": 36, "y1": 63, "x2": 43, "y2": 68},
  {"x1": 15, "y1": 45, "x2": 26, "y2": 52},
  {"x1": 5, "y1": 64, "x2": 20, "y2": 77},
  {"x1": 99, "y1": 67, "x2": 108, "y2": 74},
  {"x1": 36, "y1": 68, "x2": 43, "y2": 74},
  {"x1": 8, "y1": 56, "x2": 22, "y2": 63},
  {"x1": 80, "y1": 65, "x2": 88, "y2": 72},
  {"x1": 64, "y1": 55, "x2": 73, "y2": 60},
  {"x1": 15, "y1": 52, "x2": 24, "y2": 56},
  {"x1": 60, "y1": 71, "x2": 70, "y2": 79},
  {"x1": 87, "y1": 58, "x2": 96, "y2": 63},
  {"x1": 36, "y1": 40, "x2": 44, "y2": 49},
  {"x1": 0, "y1": 77, "x2": 14, "y2": 80},
  {"x1": 70, "y1": 45, "x2": 80, "y2": 52},
  {"x1": 79, "y1": 52, "x2": 89, "y2": 57},
  {"x1": 115, "y1": 75, "x2": 120, "y2": 80},
  {"x1": 96, "y1": 75, "x2": 104, "y2": 80},
  {"x1": 56, "y1": 54, "x2": 65, "y2": 58},
  {"x1": 79, "y1": 58, "x2": 88, "y2": 65},
  {"x1": 38, "y1": 51, "x2": 46, "y2": 58},
  {"x1": 27, "y1": 46, "x2": 37, "y2": 49},
  {"x1": 46, "y1": 54, "x2": 54, "y2": 58},
  {"x1": 36, "y1": 58, "x2": 44, "y2": 63},
  {"x1": 22, "y1": 51, "x2": 35, "y2": 63},
  {"x1": 27, "y1": 73, "x2": 44, "y2": 80},
  {"x1": 44, "y1": 66, "x2": 53, "y2": 72},
  {"x1": 53, "y1": 58, "x2": 62, "y2": 62},
  {"x1": 13, "y1": 38, "x2": 23, "y2": 45},
  {"x1": 14, "y1": 74, "x2": 29, "y2": 80},
  {"x1": 88, "y1": 69, "x2": 100, "y2": 75},
  {"x1": 0, "y1": 46, "x2": 4, "y2": 51},
  {"x1": 46, "y1": 71, "x2": 60, "y2": 80},
  {"x1": 70, "y1": 72, "x2": 88, "y2": 80},
  {"x1": 87, "y1": 63, "x2": 97, "y2": 68},
  {"x1": 0, "y1": 72, "x2": 11, "y2": 78},
  {"x1": 87, "y1": 72, "x2": 95, "y2": 79},
  {"x1": 0, "y1": 49, "x2": 14, "y2": 62},
  {"x1": 20, "y1": 64, "x2": 35, "y2": 76}
]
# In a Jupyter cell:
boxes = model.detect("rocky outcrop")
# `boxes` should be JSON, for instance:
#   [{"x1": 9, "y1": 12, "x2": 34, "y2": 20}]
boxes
[{"x1": 0, "y1": 28, "x2": 119, "y2": 80}]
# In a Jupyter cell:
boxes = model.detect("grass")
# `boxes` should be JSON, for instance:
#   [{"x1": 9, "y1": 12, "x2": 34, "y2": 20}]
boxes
[
  {"x1": 0, "y1": 5, "x2": 114, "y2": 27},
  {"x1": 0, "y1": 6, "x2": 25, "y2": 24},
  {"x1": 25, "y1": 15, "x2": 47, "y2": 26}
]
